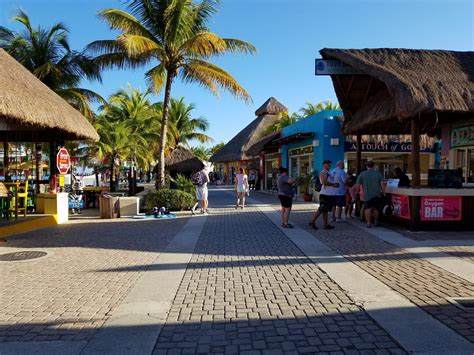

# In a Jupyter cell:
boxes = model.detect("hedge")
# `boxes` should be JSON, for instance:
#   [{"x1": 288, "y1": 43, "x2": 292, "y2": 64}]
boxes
[{"x1": 145, "y1": 189, "x2": 195, "y2": 212}]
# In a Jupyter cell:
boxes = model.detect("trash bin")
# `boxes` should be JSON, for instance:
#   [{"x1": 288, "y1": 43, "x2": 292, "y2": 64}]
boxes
[{"x1": 100, "y1": 195, "x2": 120, "y2": 219}]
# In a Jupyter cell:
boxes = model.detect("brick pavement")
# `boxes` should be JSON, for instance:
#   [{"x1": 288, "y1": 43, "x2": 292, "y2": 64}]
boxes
[
  {"x1": 154, "y1": 191, "x2": 404, "y2": 354},
  {"x1": 252, "y1": 192, "x2": 474, "y2": 344},
  {"x1": 0, "y1": 216, "x2": 187, "y2": 343}
]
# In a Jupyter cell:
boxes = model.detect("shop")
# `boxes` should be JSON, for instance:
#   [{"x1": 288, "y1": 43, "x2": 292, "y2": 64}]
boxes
[
  {"x1": 318, "y1": 48, "x2": 474, "y2": 229},
  {"x1": 344, "y1": 139, "x2": 437, "y2": 181},
  {"x1": 450, "y1": 123, "x2": 474, "y2": 184}
]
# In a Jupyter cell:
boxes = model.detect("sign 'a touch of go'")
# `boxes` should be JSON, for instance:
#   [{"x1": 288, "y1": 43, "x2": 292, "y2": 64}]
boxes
[{"x1": 56, "y1": 148, "x2": 71, "y2": 174}]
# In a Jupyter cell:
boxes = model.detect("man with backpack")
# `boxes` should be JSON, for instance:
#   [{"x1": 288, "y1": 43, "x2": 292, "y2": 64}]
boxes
[{"x1": 191, "y1": 166, "x2": 210, "y2": 215}]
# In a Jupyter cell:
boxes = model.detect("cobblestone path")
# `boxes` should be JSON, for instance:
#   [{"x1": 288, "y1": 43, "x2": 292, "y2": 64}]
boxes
[
  {"x1": 253, "y1": 192, "x2": 474, "y2": 344},
  {"x1": 154, "y1": 191, "x2": 404, "y2": 354},
  {"x1": 0, "y1": 217, "x2": 187, "y2": 342}
]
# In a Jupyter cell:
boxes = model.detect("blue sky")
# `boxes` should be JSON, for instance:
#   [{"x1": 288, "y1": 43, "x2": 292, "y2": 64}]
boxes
[{"x1": 1, "y1": 0, "x2": 473, "y2": 146}]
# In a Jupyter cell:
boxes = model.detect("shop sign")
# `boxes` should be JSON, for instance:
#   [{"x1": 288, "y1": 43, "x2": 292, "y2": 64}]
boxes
[
  {"x1": 421, "y1": 196, "x2": 462, "y2": 221},
  {"x1": 450, "y1": 125, "x2": 474, "y2": 148},
  {"x1": 344, "y1": 141, "x2": 434, "y2": 153},
  {"x1": 289, "y1": 146, "x2": 313, "y2": 157},
  {"x1": 315, "y1": 59, "x2": 363, "y2": 75},
  {"x1": 391, "y1": 194, "x2": 411, "y2": 219},
  {"x1": 56, "y1": 148, "x2": 70, "y2": 174}
]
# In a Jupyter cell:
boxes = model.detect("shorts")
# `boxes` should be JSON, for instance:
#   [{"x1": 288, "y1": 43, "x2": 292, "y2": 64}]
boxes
[
  {"x1": 196, "y1": 186, "x2": 208, "y2": 201},
  {"x1": 335, "y1": 195, "x2": 346, "y2": 207},
  {"x1": 236, "y1": 185, "x2": 247, "y2": 193},
  {"x1": 318, "y1": 194, "x2": 335, "y2": 212},
  {"x1": 364, "y1": 197, "x2": 383, "y2": 209},
  {"x1": 278, "y1": 195, "x2": 293, "y2": 208}
]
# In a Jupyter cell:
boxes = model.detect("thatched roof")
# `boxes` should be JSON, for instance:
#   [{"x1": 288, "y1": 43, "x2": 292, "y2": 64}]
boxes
[
  {"x1": 160, "y1": 146, "x2": 204, "y2": 174},
  {"x1": 255, "y1": 97, "x2": 288, "y2": 116},
  {"x1": 0, "y1": 48, "x2": 99, "y2": 141},
  {"x1": 210, "y1": 98, "x2": 287, "y2": 162},
  {"x1": 246, "y1": 131, "x2": 281, "y2": 156},
  {"x1": 320, "y1": 48, "x2": 474, "y2": 134}
]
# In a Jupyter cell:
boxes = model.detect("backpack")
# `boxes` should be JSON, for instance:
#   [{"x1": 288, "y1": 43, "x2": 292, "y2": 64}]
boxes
[
  {"x1": 314, "y1": 171, "x2": 322, "y2": 192},
  {"x1": 192, "y1": 171, "x2": 204, "y2": 186}
]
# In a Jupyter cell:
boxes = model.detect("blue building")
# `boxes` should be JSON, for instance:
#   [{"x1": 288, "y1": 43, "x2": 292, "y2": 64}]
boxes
[{"x1": 281, "y1": 110, "x2": 344, "y2": 180}]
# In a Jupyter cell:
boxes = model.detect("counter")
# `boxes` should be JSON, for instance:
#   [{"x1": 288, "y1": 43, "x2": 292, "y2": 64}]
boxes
[{"x1": 385, "y1": 187, "x2": 474, "y2": 230}]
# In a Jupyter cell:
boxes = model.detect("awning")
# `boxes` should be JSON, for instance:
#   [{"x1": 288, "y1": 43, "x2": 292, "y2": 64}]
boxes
[{"x1": 271, "y1": 132, "x2": 314, "y2": 145}]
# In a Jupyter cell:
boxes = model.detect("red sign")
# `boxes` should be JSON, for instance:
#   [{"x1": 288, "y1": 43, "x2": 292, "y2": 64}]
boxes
[
  {"x1": 56, "y1": 148, "x2": 71, "y2": 174},
  {"x1": 421, "y1": 196, "x2": 462, "y2": 221},
  {"x1": 391, "y1": 194, "x2": 411, "y2": 219}
]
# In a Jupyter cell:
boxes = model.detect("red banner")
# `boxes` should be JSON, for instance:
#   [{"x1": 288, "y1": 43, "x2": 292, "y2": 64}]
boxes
[
  {"x1": 421, "y1": 196, "x2": 462, "y2": 221},
  {"x1": 391, "y1": 194, "x2": 411, "y2": 219}
]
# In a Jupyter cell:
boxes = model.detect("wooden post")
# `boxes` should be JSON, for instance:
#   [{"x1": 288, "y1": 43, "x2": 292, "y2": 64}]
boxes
[
  {"x1": 35, "y1": 142, "x2": 41, "y2": 193},
  {"x1": 356, "y1": 133, "x2": 362, "y2": 175},
  {"x1": 411, "y1": 118, "x2": 421, "y2": 188},
  {"x1": 3, "y1": 142, "x2": 9, "y2": 178}
]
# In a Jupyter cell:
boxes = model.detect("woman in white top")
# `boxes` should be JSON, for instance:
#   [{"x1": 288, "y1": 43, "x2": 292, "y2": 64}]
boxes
[{"x1": 234, "y1": 168, "x2": 249, "y2": 209}]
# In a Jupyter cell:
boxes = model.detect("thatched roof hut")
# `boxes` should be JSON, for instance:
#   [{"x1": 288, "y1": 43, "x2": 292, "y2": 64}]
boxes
[
  {"x1": 154, "y1": 146, "x2": 204, "y2": 175},
  {"x1": 320, "y1": 48, "x2": 474, "y2": 134},
  {"x1": 0, "y1": 48, "x2": 99, "y2": 141},
  {"x1": 210, "y1": 97, "x2": 287, "y2": 162},
  {"x1": 246, "y1": 131, "x2": 281, "y2": 157}
]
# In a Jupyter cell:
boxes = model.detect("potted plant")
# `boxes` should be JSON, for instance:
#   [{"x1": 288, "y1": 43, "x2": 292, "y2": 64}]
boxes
[{"x1": 297, "y1": 174, "x2": 314, "y2": 202}]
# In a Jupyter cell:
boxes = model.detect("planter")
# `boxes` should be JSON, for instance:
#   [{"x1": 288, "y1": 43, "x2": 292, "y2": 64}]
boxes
[{"x1": 303, "y1": 193, "x2": 313, "y2": 202}]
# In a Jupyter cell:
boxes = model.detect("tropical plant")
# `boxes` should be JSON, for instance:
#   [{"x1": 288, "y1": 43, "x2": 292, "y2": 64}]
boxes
[
  {"x1": 87, "y1": 0, "x2": 256, "y2": 188},
  {"x1": 261, "y1": 111, "x2": 300, "y2": 137},
  {"x1": 0, "y1": 10, "x2": 103, "y2": 118},
  {"x1": 190, "y1": 145, "x2": 210, "y2": 161},
  {"x1": 170, "y1": 173, "x2": 195, "y2": 194},
  {"x1": 296, "y1": 174, "x2": 313, "y2": 195},
  {"x1": 209, "y1": 141, "x2": 225, "y2": 156},
  {"x1": 299, "y1": 100, "x2": 341, "y2": 118},
  {"x1": 166, "y1": 98, "x2": 212, "y2": 149}
]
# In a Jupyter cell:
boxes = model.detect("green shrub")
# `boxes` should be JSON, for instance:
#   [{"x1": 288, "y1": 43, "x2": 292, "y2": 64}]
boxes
[
  {"x1": 145, "y1": 189, "x2": 195, "y2": 212},
  {"x1": 170, "y1": 174, "x2": 196, "y2": 195}
]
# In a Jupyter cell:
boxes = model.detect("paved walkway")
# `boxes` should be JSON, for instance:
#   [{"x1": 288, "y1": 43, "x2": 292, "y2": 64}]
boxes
[{"x1": 0, "y1": 187, "x2": 473, "y2": 354}]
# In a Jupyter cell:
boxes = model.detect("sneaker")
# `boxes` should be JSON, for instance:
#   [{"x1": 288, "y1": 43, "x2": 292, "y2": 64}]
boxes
[
  {"x1": 323, "y1": 225, "x2": 335, "y2": 230},
  {"x1": 191, "y1": 208, "x2": 196, "y2": 215},
  {"x1": 283, "y1": 223, "x2": 294, "y2": 229},
  {"x1": 203, "y1": 212, "x2": 208, "y2": 216}
]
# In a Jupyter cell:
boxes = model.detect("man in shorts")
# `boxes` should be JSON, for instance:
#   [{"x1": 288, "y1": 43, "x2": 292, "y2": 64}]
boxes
[
  {"x1": 331, "y1": 160, "x2": 347, "y2": 222},
  {"x1": 356, "y1": 160, "x2": 385, "y2": 227},
  {"x1": 277, "y1": 166, "x2": 296, "y2": 228},
  {"x1": 191, "y1": 166, "x2": 210, "y2": 215},
  {"x1": 309, "y1": 160, "x2": 339, "y2": 230}
]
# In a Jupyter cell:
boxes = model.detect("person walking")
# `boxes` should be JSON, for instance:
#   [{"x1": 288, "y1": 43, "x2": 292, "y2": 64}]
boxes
[
  {"x1": 331, "y1": 160, "x2": 347, "y2": 222},
  {"x1": 235, "y1": 168, "x2": 249, "y2": 209},
  {"x1": 309, "y1": 160, "x2": 339, "y2": 230},
  {"x1": 345, "y1": 172, "x2": 357, "y2": 219},
  {"x1": 277, "y1": 166, "x2": 296, "y2": 228},
  {"x1": 191, "y1": 166, "x2": 210, "y2": 215},
  {"x1": 356, "y1": 161, "x2": 385, "y2": 228}
]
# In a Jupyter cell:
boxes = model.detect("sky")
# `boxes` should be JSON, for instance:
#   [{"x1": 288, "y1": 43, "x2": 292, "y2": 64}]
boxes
[{"x1": 1, "y1": 0, "x2": 473, "y2": 146}]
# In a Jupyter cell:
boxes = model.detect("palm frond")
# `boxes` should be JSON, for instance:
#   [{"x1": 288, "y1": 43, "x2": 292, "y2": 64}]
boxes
[
  {"x1": 99, "y1": 9, "x2": 158, "y2": 41},
  {"x1": 222, "y1": 38, "x2": 256, "y2": 55}
]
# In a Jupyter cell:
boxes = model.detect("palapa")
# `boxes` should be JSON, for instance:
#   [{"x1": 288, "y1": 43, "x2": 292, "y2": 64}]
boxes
[
  {"x1": 0, "y1": 48, "x2": 99, "y2": 141},
  {"x1": 320, "y1": 48, "x2": 474, "y2": 134},
  {"x1": 210, "y1": 97, "x2": 287, "y2": 162},
  {"x1": 154, "y1": 146, "x2": 204, "y2": 175}
]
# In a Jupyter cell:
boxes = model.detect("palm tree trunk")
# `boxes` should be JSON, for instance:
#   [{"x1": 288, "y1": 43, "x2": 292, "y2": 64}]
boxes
[
  {"x1": 94, "y1": 166, "x2": 99, "y2": 187},
  {"x1": 157, "y1": 72, "x2": 175, "y2": 189},
  {"x1": 110, "y1": 158, "x2": 115, "y2": 192}
]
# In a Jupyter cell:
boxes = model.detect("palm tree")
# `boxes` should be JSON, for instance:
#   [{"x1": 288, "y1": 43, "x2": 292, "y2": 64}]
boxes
[
  {"x1": 87, "y1": 0, "x2": 255, "y2": 187},
  {"x1": 166, "y1": 97, "x2": 212, "y2": 149},
  {"x1": 261, "y1": 111, "x2": 300, "y2": 137},
  {"x1": 299, "y1": 100, "x2": 341, "y2": 118},
  {"x1": 209, "y1": 141, "x2": 225, "y2": 156},
  {"x1": 0, "y1": 10, "x2": 103, "y2": 118},
  {"x1": 190, "y1": 145, "x2": 210, "y2": 161}
]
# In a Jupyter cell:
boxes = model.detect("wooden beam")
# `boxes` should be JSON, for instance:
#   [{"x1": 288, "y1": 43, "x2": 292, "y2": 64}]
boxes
[
  {"x1": 361, "y1": 77, "x2": 373, "y2": 107},
  {"x1": 411, "y1": 118, "x2": 421, "y2": 188},
  {"x1": 356, "y1": 133, "x2": 362, "y2": 175}
]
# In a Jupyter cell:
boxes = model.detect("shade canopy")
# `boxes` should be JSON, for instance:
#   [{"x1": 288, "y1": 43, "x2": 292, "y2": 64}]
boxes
[
  {"x1": 320, "y1": 48, "x2": 474, "y2": 134},
  {"x1": 154, "y1": 146, "x2": 204, "y2": 175},
  {"x1": 0, "y1": 48, "x2": 99, "y2": 142}
]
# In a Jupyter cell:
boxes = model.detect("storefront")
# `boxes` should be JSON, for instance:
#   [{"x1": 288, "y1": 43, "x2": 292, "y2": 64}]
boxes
[
  {"x1": 450, "y1": 123, "x2": 474, "y2": 184},
  {"x1": 344, "y1": 139, "x2": 437, "y2": 181}
]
